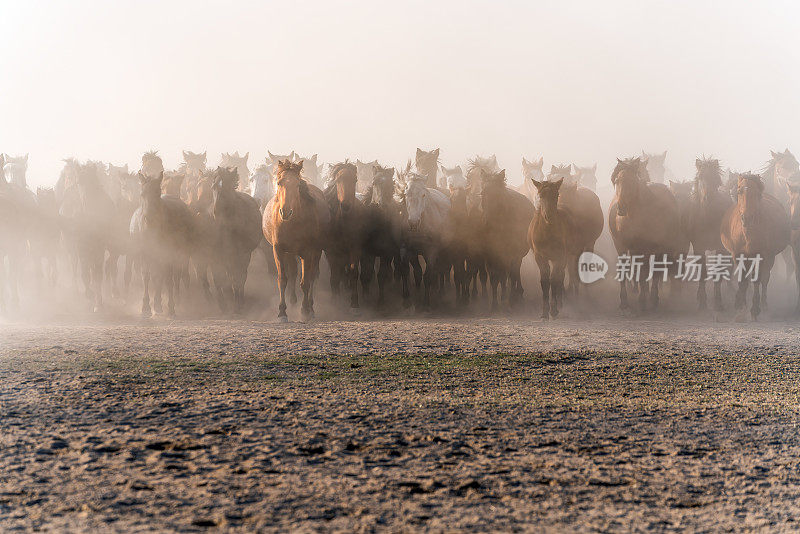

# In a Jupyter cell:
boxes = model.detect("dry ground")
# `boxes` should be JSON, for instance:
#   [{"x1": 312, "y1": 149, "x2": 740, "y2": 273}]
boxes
[{"x1": 2, "y1": 317, "x2": 800, "y2": 532}]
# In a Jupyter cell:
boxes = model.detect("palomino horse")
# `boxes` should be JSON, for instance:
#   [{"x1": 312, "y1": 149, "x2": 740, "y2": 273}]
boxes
[
  {"x1": 547, "y1": 164, "x2": 604, "y2": 295},
  {"x1": 528, "y1": 178, "x2": 577, "y2": 318},
  {"x1": 397, "y1": 164, "x2": 451, "y2": 309},
  {"x1": 685, "y1": 157, "x2": 733, "y2": 310},
  {"x1": 721, "y1": 173, "x2": 790, "y2": 321},
  {"x1": 210, "y1": 167, "x2": 262, "y2": 314},
  {"x1": 783, "y1": 176, "x2": 800, "y2": 313},
  {"x1": 609, "y1": 157, "x2": 682, "y2": 311},
  {"x1": 324, "y1": 161, "x2": 370, "y2": 309},
  {"x1": 415, "y1": 148, "x2": 440, "y2": 189},
  {"x1": 264, "y1": 160, "x2": 330, "y2": 322},
  {"x1": 130, "y1": 171, "x2": 196, "y2": 317},
  {"x1": 479, "y1": 169, "x2": 535, "y2": 309}
]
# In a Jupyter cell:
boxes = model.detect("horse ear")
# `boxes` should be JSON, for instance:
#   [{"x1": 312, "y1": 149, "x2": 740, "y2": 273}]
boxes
[
  {"x1": 536, "y1": 156, "x2": 543, "y2": 167},
  {"x1": 456, "y1": 165, "x2": 462, "y2": 173},
  {"x1": 771, "y1": 150, "x2": 779, "y2": 158},
  {"x1": 310, "y1": 154, "x2": 317, "y2": 164},
  {"x1": 554, "y1": 177, "x2": 564, "y2": 189},
  {"x1": 243, "y1": 152, "x2": 249, "y2": 162},
  {"x1": 531, "y1": 179, "x2": 543, "y2": 190},
  {"x1": 433, "y1": 148, "x2": 440, "y2": 158},
  {"x1": 550, "y1": 165, "x2": 558, "y2": 174},
  {"x1": 183, "y1": 150, "x2": 189, "y2": 159},
  {"x1": 522, "y1": 157, "x2": 528, "y2": 166},
  {"x1": 696, "y1": 158, "x2": 702, "y2": 169}
]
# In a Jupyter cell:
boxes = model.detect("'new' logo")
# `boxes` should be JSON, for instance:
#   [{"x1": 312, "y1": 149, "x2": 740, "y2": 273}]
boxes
[{"x1": 578, "y1": 252, "x2": 608, "y2": 283}]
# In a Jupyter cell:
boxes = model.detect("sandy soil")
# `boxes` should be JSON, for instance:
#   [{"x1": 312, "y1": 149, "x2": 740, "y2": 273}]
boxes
[{"x1": 2, "y1": 317, "x2": 800, "y2": 532}]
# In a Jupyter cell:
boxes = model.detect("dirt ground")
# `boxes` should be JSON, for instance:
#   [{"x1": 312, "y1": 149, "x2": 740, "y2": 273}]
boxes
[{"x1": 2, "y1": 316, "x2": 800, "y2": 532}]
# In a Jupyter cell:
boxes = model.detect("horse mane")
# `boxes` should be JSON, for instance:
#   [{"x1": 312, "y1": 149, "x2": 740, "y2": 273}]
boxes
[
  {"x1": 611, "y1": 157, "x2": 648, "y2": 184},
  {"x1": 467, "y1": 157, "x2": 497, "y2": 176},
  {"x1": 481, "y1": 169, "x2": 507, "y2": 187},
  {"x1": 694, "y1": 156, "x2": 722, "y2": 187},
  {"x1": 328, "y1": 160, "x2": 357, "y2": 182},
  {"x1": 761, "y1": 149, "x2": 798, "y2": 180}
]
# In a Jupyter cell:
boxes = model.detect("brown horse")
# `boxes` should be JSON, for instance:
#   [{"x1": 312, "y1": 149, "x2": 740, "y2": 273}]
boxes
[
  {"x1": 479, "y1": 169, "x2": 535, "y2": 309},
  {"x1": 130, "y1": 171, "x2": 197, "y2": 317},
  {"x1": 721, "y1": 173, "x2": 790, "y2": 320},
  {"x1": 188, "y1": 171, "x2": 220, "y2": 304},
  {"x1": 685, "y1": 157, "x2": 733, "y2": 310},
  {"x1": 264, "y1": 160, "x2": 330, "y2": 321},
  {"x1": 210, "y1": 167, "x2": 263, "y2": 314},
  {"x1": 784, "y1": 176, "x2": 800, "y2": 313},
  {"x1": 324, "y1": 161, "x2": 370, "y2": 309},
  {"x1": 547, "y1": 164, "x2": 604, "y2": 295},
  {"x1": 528, "y1": 178, "x2": 576, "y2": 318},
  {"x1": 609, "y1": 157, "x2": 682, "y2": 311},
  {"x1": 415, "y1": 148, "x2": 440, "y2": 189}
]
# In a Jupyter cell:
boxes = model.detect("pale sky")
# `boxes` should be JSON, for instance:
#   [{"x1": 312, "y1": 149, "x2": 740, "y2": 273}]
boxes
[{"x1": 1, "y1": 0, "x2": 799, "y2": 189}]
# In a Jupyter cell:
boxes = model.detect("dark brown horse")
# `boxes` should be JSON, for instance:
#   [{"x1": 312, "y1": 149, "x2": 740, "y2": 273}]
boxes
[
  {"x1": 130, "y1": 171, "x2": 197, "y2": 317},
  {"x1": 609, "y1": 157, "x2": 682, "y2": 311},
  {"x1": 685, "y1": 157, "x2": 733, "y2": 310},
  {"x1": 264, "y1": 160, "x2": 330, "y2": 321},
  {"x1": 721, "y1": 173, "x2": 790, "y2": 321},
  {"x1": 528, "y1": 178, "x2": 577, "y2": 318},
  {"x1": 210, "y1": 167, "x2": 262, "y2": 314},
  {"x1": 479, "y1": 169, "x2": 535, "y2": 309},
  {"x1": 547, "y1": 164, "x2": 604, "y2": 295},
  {"x1": 361, "y1": 164, "x2": 407, "y2": 308},
  {"x1": 324, "y1": 161, "x2": 370, "y2": 309}
]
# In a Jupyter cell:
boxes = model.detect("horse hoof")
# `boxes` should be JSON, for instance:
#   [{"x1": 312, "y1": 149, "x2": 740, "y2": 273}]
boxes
[
  {"x1": 734, "y1": 310, "x2": 747, "y2": 323},
  {"x1": 278, "y1": 315, "x2": 288, "y2": 323},
  {"x1": 350, "y1": 307, "x2": 361, "y2": 317}
]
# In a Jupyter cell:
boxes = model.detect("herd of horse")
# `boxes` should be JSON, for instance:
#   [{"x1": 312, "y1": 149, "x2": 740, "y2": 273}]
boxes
[{"x1": 0, "y1": 147, "x2": 798, "y2": 322}]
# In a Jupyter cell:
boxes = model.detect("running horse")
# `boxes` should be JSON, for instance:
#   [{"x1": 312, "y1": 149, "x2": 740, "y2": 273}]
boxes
[
  {"x1": 264, "y1": 160, "x2": 330, "y2": 322},
  {"x1": 685, "y1": 157, "x2": 733, "y2": 311},
  {"x1": 721, "y1": 173, "x2": 790, "y2": 321},
  {"x1": 608, "y1": 157, "x2": 682, "y2": 312}
]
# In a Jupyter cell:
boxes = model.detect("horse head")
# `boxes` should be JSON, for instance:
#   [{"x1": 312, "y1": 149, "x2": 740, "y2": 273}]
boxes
[
  {"x1": 612, "y1": 157, "x2": 648, "y2": 216},
  {"x1": 141, "y1": 150, "x2": 164, "y2": 179},
  {"x1": 371, "y1": 165, "x2": 396, "y2": 206},
  {"x1": 415, "y1": 148, "x2": 440, "y2": 184},
  {"x1": 211, "y1": 167, "x2": 239, "y2": 220},
  {"x1": 784, "y1": 174, "x2": 800, "y2": 230},
  {"x1": 736, "y1": 173, "x2": 764, "y2": 232},
  {"x1": 329, "y1": 161, "x2": 358, "y2": 212},
  {"x1": 403, "y1": 174, "x2": 431, "y2": 231},
  {"x1": 642, "y1": 150, "x2": 667, "y2": 183},
  {"x1": 694, "y1": 156, "x2": 722, "y2": 206},
  {"x1": 572, "y1": 163, "x2": 598, "y2": 191},
  {"x1": 522, "y1": 157, "x2": 545, "y2": 182},
  {"x1": 138, "y1": 170, "x2": 164, "y2": 222},
  {"x1": 531, "y1": 177, "x2": 563, "y2": 223},
  {"x1": 440, "y1": 165, "x2": 465, "y2": 193},
  {"x1": 275, "y1": 159, "x2": 307, "y2": 221},
  {"x1": 182, "y1": 150, "x2": 207, "y2": 177}
]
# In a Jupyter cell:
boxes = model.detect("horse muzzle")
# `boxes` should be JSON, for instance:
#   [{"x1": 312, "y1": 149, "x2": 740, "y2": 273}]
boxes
[{"x1": 279, "y1": 207, "x2": 293, "y2": 221}]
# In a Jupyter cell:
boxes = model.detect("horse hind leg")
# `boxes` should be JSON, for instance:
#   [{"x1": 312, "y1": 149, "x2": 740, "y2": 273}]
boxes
[
  {"x1": 697, "y1": 255, "x2": 707, "y2": 310},
  {"x1": 536, "y1": 255, "x2": 551, "y2": 319}
]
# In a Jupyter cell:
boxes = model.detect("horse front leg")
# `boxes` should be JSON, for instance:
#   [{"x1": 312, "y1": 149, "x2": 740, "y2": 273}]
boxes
[
  {"x1": 166, "y1": 264, "x2": 176, "y2": 318},
  {"x1": 697, "y1": 254, "x2": 707, "y2": 310},
  {"x1": 141, "y1": 259, "x2": 151, "y2": 317},
  {"x1": 734, "y1": 276, "x2": 749, "y2": 322},
  {"x1": 377, "y1": 256, "x2": 391, "y2": 310},
  {"x1": 275, "y1": 250, "x2": 289, "y2": 322},
  {"x1": 535, "y1": 254, "x2": 550, "y2": 319},
  {"x1": 751, "y1": 272, "x2": 761, "y2": 321},
  {"x1": 300, "y1": 250, "x2": 320, "y2": 322},
  {"x1": 348, "y1": 255, "x2": 360, "y2": 310}
]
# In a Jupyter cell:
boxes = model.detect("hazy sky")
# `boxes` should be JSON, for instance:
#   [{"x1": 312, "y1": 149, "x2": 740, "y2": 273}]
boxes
[{"x1": 1, "y1": 0, "x2": 799, "y2": 189}]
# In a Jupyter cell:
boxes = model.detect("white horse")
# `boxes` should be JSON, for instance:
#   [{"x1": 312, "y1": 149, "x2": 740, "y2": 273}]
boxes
[
  {"x1": 249, "y1": 163, "x2": 274, "y2": 209},
  {"x1": 398, "y1": 168, "x2": 451, "y2": 308}
]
